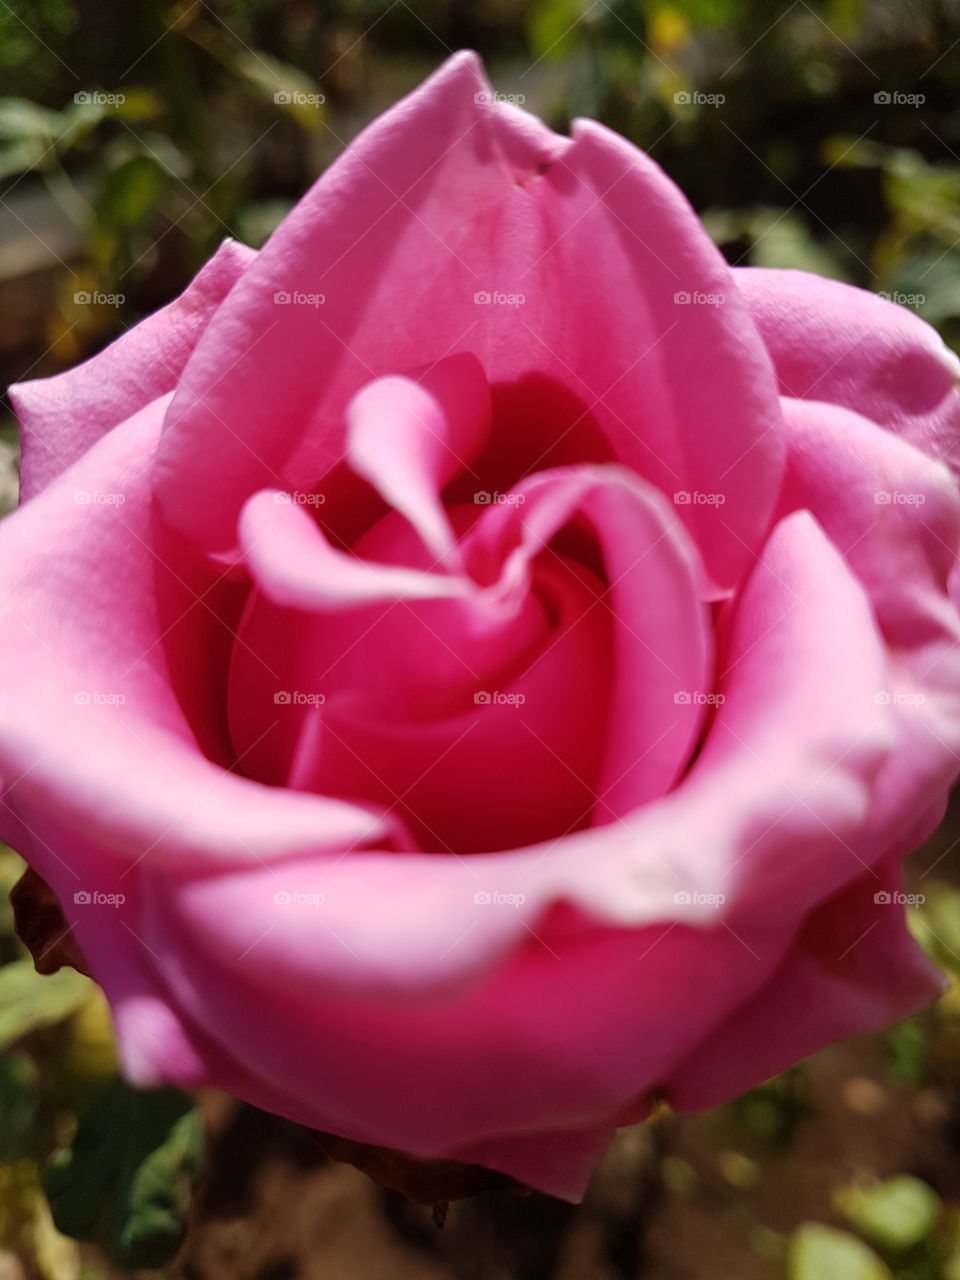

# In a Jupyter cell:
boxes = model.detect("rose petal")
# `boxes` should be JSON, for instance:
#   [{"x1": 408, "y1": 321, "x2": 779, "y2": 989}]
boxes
[
  {"x1": 735, "y1": 266, "x2": 960, "y2": 476},
  {"x1": 667, "y1": 854, "x2": 944, "y2": 1110},
  {"x1": 775, "y1": 395, "x2": 960, "y2": 836},
  {"x1": 346, "y1": 353, "x2": 491, "y2": 562},
  {"x1": 9, "y1": 239, "x2": 255, "y2": 502}
]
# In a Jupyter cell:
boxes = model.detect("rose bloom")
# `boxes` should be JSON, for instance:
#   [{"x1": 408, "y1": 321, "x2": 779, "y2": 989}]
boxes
[{"x1": 3, "y1": 52, "x2": 960, "y2": 1201}]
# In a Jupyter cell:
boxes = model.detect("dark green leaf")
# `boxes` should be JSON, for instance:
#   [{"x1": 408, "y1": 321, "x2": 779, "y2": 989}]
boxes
[{"x1": 45, "y1": 1079, "x2": 203, "y2": 1270}]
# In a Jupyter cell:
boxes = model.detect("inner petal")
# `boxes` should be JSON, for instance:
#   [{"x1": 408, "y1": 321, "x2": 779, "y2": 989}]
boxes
[
  {"x1": 228, "y1": 506, "x2": 612, "y2": 852},
  {"x1": 345, "y1": 353, "x2": 491, "y2": 564}
]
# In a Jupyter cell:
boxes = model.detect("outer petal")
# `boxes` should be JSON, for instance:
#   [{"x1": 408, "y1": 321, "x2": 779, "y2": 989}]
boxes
[
  {"x1": 155, "y1": 53, "x2": 782, "y2": 592},
  {"x1": 0, "y1": 395, "x2": 394, "y2": 871},
  {"x1": 661, "y1": 398, "x2": 960, "y2": 1111},
  {"x1": 735, "y1": 266, "x2": 960, "y2": 476},
  {"x1": 775, "y1": 396, "x2": 960, "y2": 836},
  {"x1": 9, "y1": 239, "x2": 256, "y2": 502},
  {"x1": 668, "y1": 853, "x2": 944, "y2": 1110}
]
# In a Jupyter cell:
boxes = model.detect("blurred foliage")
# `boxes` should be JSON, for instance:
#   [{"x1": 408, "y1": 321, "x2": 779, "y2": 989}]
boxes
[
  {"x1": 788, "y1": 1223, "x2": 893, "y2": 1280},
  {"x1": 45, "y1": 1081, "x2": 202, "y2": 1270},
  {"x1": 1, "y1": 0, "x2": 960, "y2": 381}
]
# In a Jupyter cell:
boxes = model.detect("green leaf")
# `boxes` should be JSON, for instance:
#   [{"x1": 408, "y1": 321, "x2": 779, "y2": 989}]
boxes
[
  {"x1": 0, "y1": 1051, "x2": 38, "y2": 1162},
  {"x1": 910, "y1": 883, "x2": 960, "y2": 977},
  {"x1": 0, "y1": 960, "x2": 93, "y2": 1052},
  {"x1": 788, "y1": 1223, "x2": 893, "y2": 1280},
  {"x1": 886, "y1": 1017, "x2": 928, "y2": 1085},
  {"x1": 837, "y1": 1177, "x2": 941, "y2": 1252},
  {"x1": 184, "y1": 19, "x2": 326, "y2": 133},
  {"x1": 0, "y1": 96, "x2": 60, "y2": 178},
  {"x1": 45, "y1": 1079, "x2": 203, "y2": 1270},
  {"x1": 93, "y1": 152, "x2": 167, "y2": 232},
  {"x1": 230, "y1": 49, "x2": 327, "y2": 131},
  {"x1": 528, "y1": 0, "x2": 586, "y2": 59}
]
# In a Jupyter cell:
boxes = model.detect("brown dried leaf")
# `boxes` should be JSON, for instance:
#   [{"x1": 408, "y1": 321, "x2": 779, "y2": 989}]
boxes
[{"x1": 10, "y1": 868, "x2": 90, "y2": 976}]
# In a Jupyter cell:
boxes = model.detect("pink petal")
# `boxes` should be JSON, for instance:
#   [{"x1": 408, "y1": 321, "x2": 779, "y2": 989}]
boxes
[
  {"x1": 667, "y1": 855, "x2": 944, "y2": 1110},
  {"x1": 346, "y1": 353, "x2": 491, "y2": 561},
  {"x1": 775, "y1": 395, "x2": 960, "y2": 838},
  {"x1": 466, "y1": 465, "x2": 712, "y2": 814},
  {"x1": 735, "y1": 266, "x2": 960, "y2": 476},
  {"x1": 240, "y1": 491, "x2": 471, "y2": 610},
  {"x1": 9, "y1": 239, "x2": 255, "y2": 502}
]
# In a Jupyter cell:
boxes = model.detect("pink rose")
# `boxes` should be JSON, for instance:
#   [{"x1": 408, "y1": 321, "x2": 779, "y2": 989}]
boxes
[{"x1": 4, "y1": 51, "x2": 960, "y2": 1201}]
